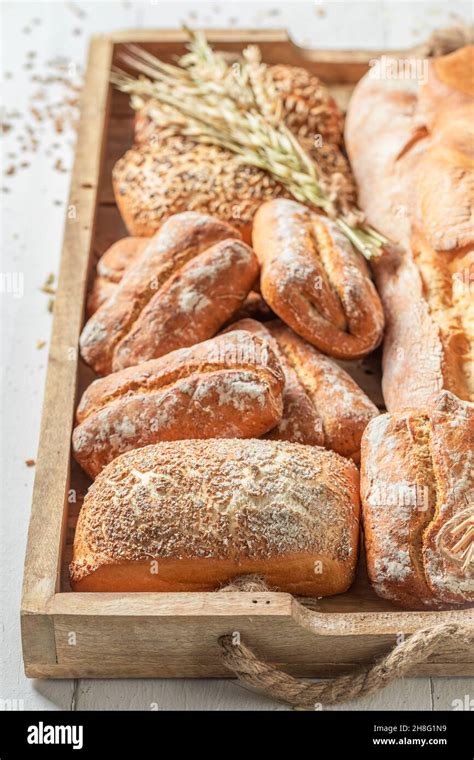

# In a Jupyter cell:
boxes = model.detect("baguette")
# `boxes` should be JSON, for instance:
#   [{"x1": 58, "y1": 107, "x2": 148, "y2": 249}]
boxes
[
  {"x1": 79, "y1": 212, "x2": 257, "y2": 375},
  {"x1": 70, "y1": 438, "x2": 360, "y2": 596},
  {"x1": 345, "y1": 46, "x2": 474, "y2": 409},
  {"x1": 361, "y1": 391, "x2": 474, "y2": 608},
  {"x1": 224, "y1": 318, "x2": 379, "y2": 459},
  {"x1": 252, "y1": 199, "x2": 385, "y2": 360},
  {"x1": 73, "y1": 330, "x2": 284, "y2": 478}
]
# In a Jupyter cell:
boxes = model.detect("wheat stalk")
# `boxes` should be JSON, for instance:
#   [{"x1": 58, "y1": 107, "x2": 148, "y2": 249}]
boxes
[{"x1": 111, "y1": 29, "x2": 388, "y2": 259}]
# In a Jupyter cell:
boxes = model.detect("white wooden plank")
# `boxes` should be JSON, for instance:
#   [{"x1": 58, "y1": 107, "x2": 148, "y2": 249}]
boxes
[
  {"x1": 75, "y1": 679, "x2": 289, "y2": 710},
  {"x1": 74, "y1": 675, "x2": 433, "y2": 711},
  {"x1": 431, "y1": 678, "x2": 474, "y2": 711}
]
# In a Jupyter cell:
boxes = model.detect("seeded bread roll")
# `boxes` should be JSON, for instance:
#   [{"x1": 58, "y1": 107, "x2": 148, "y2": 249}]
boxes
[
  {"x1": 252, "y1": 199, "x2": 385, "y2": 359},
  {"x1": 87, "y1": 237, "x2": 149, "y2": 316},
  {"x1": 224, "y1": 319, "x2": 379, "y2": 459},
  {"x1": 114, "y1": 63, "x2": 356, "y2": 240},
  {"x1": 113, "y1": 137, "x2": 288, "y2": 244},
  {"x1": 79, "y1": 212, "x2": 255, "y2": 375},
  {"x1": 73, "y1": 330, "x2": 284, "y2": 478},
  {"x1": 361, "y1": 391, "x2": 474, "y2": 608},
  {"x1": 70, "y1": 438, "x2": 360, "y2": 595}
]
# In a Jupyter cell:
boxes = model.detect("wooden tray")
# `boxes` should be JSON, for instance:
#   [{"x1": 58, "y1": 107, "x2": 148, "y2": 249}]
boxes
[{"x1": 21, "y1": 29, "x2": 473, "y2": 679}]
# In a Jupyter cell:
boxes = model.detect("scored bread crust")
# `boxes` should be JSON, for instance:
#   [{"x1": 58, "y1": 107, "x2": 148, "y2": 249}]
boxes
[
  {"x1": 87, "y1": 237, "x2": 149, "y2": 316},
  {"x1": 70, "y1": 438, "x2": 360, "y2": 596},
  {"x1": 73, "y1": 330, "x2": 284, "y2": 478},
  {"x1": 345, "y1": 47, "x2": 474, "y2": 410},
  {"x1": 79, "y1": 212, "x2": 248, "y2": 375},
  {"x1": 252, "y1": 199, "x2": 385, "y2": 359},
  {"x1": 112, "y1": 237, "x2": 259, "y2": 371},
  {"x1": 361, "y1": 391, "x2": 474, "y2": 608},
  {"x1": 87, "y1": 239, "x2": 270, "y2": 323},
  {"x1": 224, "y1": 318, "x2": 379, "y2": 460}
]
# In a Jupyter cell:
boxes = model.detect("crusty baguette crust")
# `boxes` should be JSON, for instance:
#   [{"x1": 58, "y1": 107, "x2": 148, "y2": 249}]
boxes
[
  {"x1": 345, "y1": 47, "x2": 474, "y2": 410},
  {"x1": 73, "y1": 331, "x2": 284, "y2": 478},
  {"x1": 70, "y1": 438, "x2": 360, "y2": 596},
  {"x1": 361, "y1": 391, "x2": 474, "y2": 608},
  {"x1": 79, "y1": 212, "x2": 244, "y2": 375},
  {"x1": 252, "y1": 199, "x2": 384, "y2": 360},
  {"x1": 87, "y1": 237, "x2": 149, "y2": 316}
]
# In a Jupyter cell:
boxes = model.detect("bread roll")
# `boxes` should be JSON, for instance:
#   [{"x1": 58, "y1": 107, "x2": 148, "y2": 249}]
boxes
[
  {"x1": 361, "y1": 391, "x2": 474, "y2": 608},
  {"x1": 224, "y1": 318, "x2": 379, "y2": 459},
  {"x1": 252, "y1": 199, "x2": 385, "y2": 359},
  {"x1": 345, "y1": 46, "x2": 474, "y2": 410},
  {"x1": 79, "y1": 212, "x2": 256, "y2": 375},
  {"x1": 73, "y1": 330, "x2": 284, "y2": 478},
  {"x1": 113, "y1": 63, "x2": 356, "y2": 240},
  {"x1": 87, "y1": 241, "x2": 269, "y2": 323},
  {"x1": 70, "y1": 438, "x2": 360, "y2": 596},
  {"x1": 87, "y1": 237, "x2": 149, "y2": 316}
]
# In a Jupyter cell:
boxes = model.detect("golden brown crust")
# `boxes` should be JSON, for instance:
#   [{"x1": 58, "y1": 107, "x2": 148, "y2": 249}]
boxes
[
  {"x1": 87, "y1": 237, "x2": 149, "y2": 316},
  {"x1": 223, "y1": 291, "x2": 275, "y2": 324},
  {"x1": 252, "y1": 199, "x2": 384, "y2": 360},
  {"x1": 266, "y1": 321, "x2": 379, "y2": 460},
  {"x1": 113, "y1": 136, "x2": 288, "y2": 243},
  {"x1": 79, "y1": 212, "x2": 249, "y2": 375},
  {"x1": 112, "y1": 238, "x2": 258, "y2": 371},
  {"x1": 70, "y1": 438, "x2": 360, "y2": 596},
  {"x1": 345, "y1": 47, "x2": 474, "y2": 410},
  {"x1": 222, "y1": 319, "x2": 325, "y2": 447},
  {"x1": 361, "y1": 391, "x2": 474, "y2": 608},
  {"x1": 115, "y1": 63, "x2": 355, "y2": 239},
  {"x1": 73, "y1": 330, "x2": 284, "y2": 478},
  {"x1": 224, "y1": 318, "x2": 379, "y2": 459}
]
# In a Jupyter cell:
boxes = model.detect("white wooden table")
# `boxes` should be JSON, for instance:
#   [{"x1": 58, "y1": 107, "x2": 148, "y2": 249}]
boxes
[{"x1": 1, "y1": 0, "x2": 473, "y2": 712}]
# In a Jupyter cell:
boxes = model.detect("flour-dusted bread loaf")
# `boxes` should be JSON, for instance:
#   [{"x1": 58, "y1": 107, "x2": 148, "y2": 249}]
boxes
[
  {"x1": 252, "y1": 199, "x2": 385, "y2": 359},
  {"x1": 87, "y1": 237, "x2": 149, "y2": 316},
  {"x1": 70, "y1": 438, "x2": 360, "y2": 595},
  {"x1": 361, "y1": 391, "x2": 474, "y2": 608},
  {"x1": 224, "y1": 318, "x2": 379, "y2": 460},
  {"x1": 87, "y1": 239, "x2": 269, "y2": 322},
  {"x1": 73, "y1": 330, "x2": 284, "y2": 478},
  {"x1": 113, "y1": 63, "x2": 356, "y2": 241},
  {"x1": 345, "y1": 46, "x2": 474, "y2": 410},
  {"x1": 79, "y1": 212, "x2": 259, "y2": 375}
]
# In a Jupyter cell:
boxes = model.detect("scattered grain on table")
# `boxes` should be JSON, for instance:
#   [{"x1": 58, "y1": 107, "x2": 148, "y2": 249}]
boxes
[{"x1": 1, "y1": 51, "x2": 83, "y2": 185}]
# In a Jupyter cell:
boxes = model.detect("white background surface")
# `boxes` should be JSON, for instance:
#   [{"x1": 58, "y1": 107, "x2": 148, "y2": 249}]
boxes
[{"x1": 1, "y1": 0, "x2": 473, "y2": 711}]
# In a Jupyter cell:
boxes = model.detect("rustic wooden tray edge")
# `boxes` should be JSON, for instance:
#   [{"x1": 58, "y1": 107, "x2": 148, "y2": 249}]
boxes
[{"x1": 21, "y1": 30, "x2": 474, "y2": 680}]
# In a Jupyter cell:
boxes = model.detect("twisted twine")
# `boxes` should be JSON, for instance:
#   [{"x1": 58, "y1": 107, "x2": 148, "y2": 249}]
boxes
[
  {"x1": 217, "y1": 576, "x2": 473, "y2": 708},
  {"x1": 219, "y1": 623, "x2": 473, "y2": 709}
]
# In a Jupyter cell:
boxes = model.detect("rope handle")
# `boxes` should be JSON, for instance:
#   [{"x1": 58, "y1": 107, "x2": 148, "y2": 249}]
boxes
[{"x1": 218, "y1": 623, "x2": 474, "y2": 709}]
